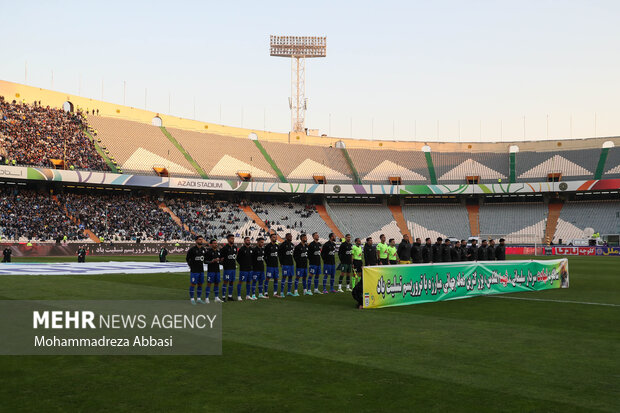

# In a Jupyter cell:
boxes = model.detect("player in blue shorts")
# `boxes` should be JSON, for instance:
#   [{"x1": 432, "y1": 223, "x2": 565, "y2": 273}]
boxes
[
  {"x1": 236, "y1": 236, "x2": 254, "y2": 300},
  {"x1": 279, "y1": 232, "x2": 295, "y2": 296},
  {"x1": 220, "y1": 234, "x2": 238, "y2": 302},
  {"x1": 186, "y1": 235, "x2": 207, "y2": 304},
  {"x1": 293, "y1": 233, "x2": 308, "y2": 297},
  {"x1": 264, "y1": 233, "x2": 280, "y2": 297},
  {"x1": 307, "y1": 232, "x2": 322, "y2": 294},
  {"x1": 205, "y1": 239, "x2": 223, "y2": 303},
  {"x1": 251, "y1": 237, "x2": 267, "y2": 299},
  {"x1": 321, "y1": 232, "x2": 337, "y2": 293}
]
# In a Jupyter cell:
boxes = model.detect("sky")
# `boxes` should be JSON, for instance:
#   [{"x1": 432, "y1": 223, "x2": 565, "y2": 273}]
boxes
[{"x1": 2, "y1": 0, "x2": 619, "y2": 142}]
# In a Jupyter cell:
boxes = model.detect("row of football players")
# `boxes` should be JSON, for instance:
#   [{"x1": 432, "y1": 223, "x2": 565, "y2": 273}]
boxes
[{"x1": 186, "y1": 232, "x2": 361, "y2": 304}]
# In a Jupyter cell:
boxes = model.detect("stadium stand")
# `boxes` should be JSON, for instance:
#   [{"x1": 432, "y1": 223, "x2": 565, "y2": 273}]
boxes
[
  {"x1": 327, "y1": 203, "x2": 402, "y2": 240},
  {"x1": 86, "y1": 116, "x2": 197, "y2": 176},
  {"x1": 515, "y1": 149, "x2": 599, "y2": 181},
  {"x1": 603, "y1": 146, "x2": 620, "y2": 178},
  {"x1": 432, "y1": 152, "x2": 509, "y2": 184},
  {"x1": 164, "y1": 128, "x2": 277, "y2": 181},
  {"x1": 258, "y1": 141, "x2": 353, "y2": 183},
  {"x1": 64, "y1": 192, "x2": 186, "y2": 242},
  {"x1": 478, "y1": 202, "x2": 547, "y2": 243},
  {"x1": 346, "y1": 148, "x2": 429, "y2": 183},
  {"x1": 252, "y1": 202, "x2": 333, "y2": 241},
  {"x1": 0, "y1": 97, "x2": 108, "y2": 171},
  {"x1": 0, "y1": 187, "x2": 88, "y2": 242},
  {"x1": 166, "y1": 199, "x2": 270, "y2": 242},
  {"x1": 553, "y1": 200, "x2": 620, "y2": 242},
  {"x1": 402, "y1": 204, "x2": 471, "y2": 240}
]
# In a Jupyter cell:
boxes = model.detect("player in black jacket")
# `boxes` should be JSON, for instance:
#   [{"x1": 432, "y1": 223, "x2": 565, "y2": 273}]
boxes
[
  {"x1": 487, "y1": 239, "x2": 496, "y2": 260},
  {"x1": 397, "y1": 235, "x2": 412, "y2": 264},
  {"x1": 460, "y1": 240, "x2": 468, "y2": 261},
  {"x1": 363, "y1": 237, "x2": 377, "y2": 266},
  {"x1": 495, "y1": 238, "x2": 507, "y2": 260},
  {"x1": 237, "y1": 237, "x2": 254, "y2": 300},
  {"x1": 205, "y1": 239, "x2": 223, "y2": 302},
  {"x1": 221, "y1": 234, "x2": 238, "y2": 301},
  {"x1": 186, "y1": 235, "x2": 207, "y2": 304},
  {"x1": 251, "y1": 237, "x2": 267, "y2": 298},
  {"x1": 467, "y1": 239, "x2": 478, "y2": 261},
  {"x1": 294, "y1": 233, "x2": 309, "y2": 296},
  {"x1": 451, "y1": 240, "x2": 461, "y2": 261},
  {"x1": 412, "y1": 238, "x2": 423, "y2": 263},
  {"x1": 264, "y1": 233, "x2": 280, "y2": 297},
  {"x1": 421, "y1": 238, "x2": 432, "y2": 263},
  {"x1": 338, "y1": 234, "x2": 353, "y2": 292},
  {"x1": 478, "y1": 240, "x2": 488, "y2": 261},
  {"x1": 77, "y1": 247, "x2": 87, "y2": 263},
  {"x1": 321, "y1": 233, "x2": 337, "y2": 293},
  {"x1": 159, "y1": 246, "x2": 168, "y2": 262},
  {"x1": 432, "y1": 237, "x2": 443, "y2": 263},
  {"x1": 441, "y1": 239, "x2": 452, "y2": 262},
  {"x1": 2, "y1": 247, "x2": 12, "y2": 263},
  {"x1": 307, "y1": 232, "x2": 322, "y2": 294},
  {"x1": 279, "y1": 233, "x2": 295, "y2": 297}
]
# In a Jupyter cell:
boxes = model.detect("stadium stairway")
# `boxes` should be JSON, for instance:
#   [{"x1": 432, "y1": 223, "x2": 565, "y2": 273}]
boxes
[
  {"x1": 340, "y1": 147, "x2": 362, "y2": 184},
  {"x1": 158, "y1": 202, "x2": 194, "y2": 235},
  {"x1": 466, "y1": 204, "x2": 480, "y2": 236},
  {"x1": 388, "y1": 205, "x2": 411, "y2": 239},
  {"x1": 159, "y1": 127, "x2": 209, "y2": 178},
  {"x1": 544, "y1": 200, "x2": 564, "y2": 245},
  {"x1": 594, "y1": 147, "x2": 610, "y2": 180},
  {"x1": 239, "y1": 205, "x2": 284, "y2": 241},
  {"x1": 51, "y1": 195, "x2": 100, "y2": 242},
  {"x1": 252, "y1": 140, "x2": 287, "y2": 183},
  {"x1": 315, "y1": 204, "x2": 344, "y2": 238},
  {"x1": 424, "y1": 152, "x2": 438, "y2": 184},
  {"x1": 83, "y1": 128, "x2": 120, "y2": 173}
]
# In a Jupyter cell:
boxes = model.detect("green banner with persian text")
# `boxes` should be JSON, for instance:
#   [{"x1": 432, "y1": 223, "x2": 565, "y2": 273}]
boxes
[{"x1": 362, "y1": 259, "x2": 569, "y2": 309}]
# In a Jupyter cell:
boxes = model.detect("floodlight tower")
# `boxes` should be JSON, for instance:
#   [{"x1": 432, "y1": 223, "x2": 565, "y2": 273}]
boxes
[{"x1": 270, "y1": 35, "x2": 326, "y2": 133}]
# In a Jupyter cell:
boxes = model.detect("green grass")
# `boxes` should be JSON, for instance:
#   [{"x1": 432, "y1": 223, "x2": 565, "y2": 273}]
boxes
[{"x1": 0, "y1": 256, "x2": 618, "y2": 412}]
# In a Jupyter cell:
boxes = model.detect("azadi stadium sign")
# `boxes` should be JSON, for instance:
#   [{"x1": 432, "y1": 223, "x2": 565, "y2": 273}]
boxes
[{"x1": 1, "y1": 165, "x2": 618, "y2": 195}]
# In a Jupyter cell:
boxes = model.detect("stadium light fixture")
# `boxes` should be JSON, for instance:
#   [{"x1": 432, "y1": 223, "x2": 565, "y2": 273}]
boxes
[{"x1": 270, "y1": 35, "x2": 326, "y2": 133}]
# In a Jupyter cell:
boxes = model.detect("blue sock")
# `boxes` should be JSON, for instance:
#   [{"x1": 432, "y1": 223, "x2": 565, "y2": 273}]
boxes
[
  {"x1": 237, "y1": 283, "x2": 242, "y2": 297},
  {"x1": 330, "y1": 275, "x2": 335, "y2": 290},
  {"x1": 228, "y1": 284, "x2": 234, "y2": 297},
  {"x1": 273, "y1": 279, "x2": 278, "y2": 294},
  {"x1": 206, "y1": 285, "x2": 211, "y2": 299},
  {"x1": 246, "y1": 283, "x2": 251, "y2": 296},
  {"x1": 251, "y1": 280, "x2": 256, "y2": 295},
  {"x1": 294, "y1": 277, "x2": 299, "y2": 292},
  {"x1": 197, "y1": 285, "x2": 202, "y2": 299},
  {"x1": 189, "y1": 285, "x2": 195, "y2": 299},
  {"x1": 314, "y1": 276, "x2": 319, "y2": 289},
  {"x1": 302, "y1": 276, "x2": 307, "y2": 290},
  {"x1": 214, "y1": 285, "x2": 219, "y2": 297},
  {"x1": 323, "y1": 276, "x2": 327, "y2": 290},
  {"x1": 280, "y1": 278, "x2": 286, "y2": 294}
]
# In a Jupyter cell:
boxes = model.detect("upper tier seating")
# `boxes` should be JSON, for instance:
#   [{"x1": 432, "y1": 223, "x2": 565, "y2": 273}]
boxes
[
  {"x1": 403, "y1": 204, "x2": 471, "y2": 240},
  {"x1": 515, "y1": 149, "x2": 599, "y2": 181},
  {"x1": 327, "y1": 203, "x2": 402, "y2": 241},
  {"x1": 478, "y1": 202, "x2": 547, "y2": 243},
  {"x1": 346, "y1": 148, "x2": 429, "y2": 183},
  {"x1": 432, "y1": 152, "x2": 509, "y2": 184}
]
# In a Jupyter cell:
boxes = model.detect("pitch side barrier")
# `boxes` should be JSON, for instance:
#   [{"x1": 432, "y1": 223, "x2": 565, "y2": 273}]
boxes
[
  {"x1": 0, "y1": 242, "x2": 194, "y2": 257},
  {"x1": 362, "y1": 259, "x2": 569, "y2": 309}
]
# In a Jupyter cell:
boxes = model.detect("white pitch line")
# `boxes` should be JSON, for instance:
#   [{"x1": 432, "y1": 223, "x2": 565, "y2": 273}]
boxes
[{"x1": 487, "y1": 296, "x2": 620, "y2": 307}]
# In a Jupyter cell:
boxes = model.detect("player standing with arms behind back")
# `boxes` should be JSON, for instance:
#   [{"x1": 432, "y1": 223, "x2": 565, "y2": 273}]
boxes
[
  {"x1": 338, "y1": 234, "x2": 353, "y2": 292},
  {"x1": 279, "y1": 233, "x2": 295, "y2": 297},
  {"x1": 307, "y1": 232, "x2": 322, "y2": 294},
  {"x1": 221, "y1": 234, "x2": 238, "y2": 302},
  {"x1": 293, "y1": 233, "x2": 309, "y2": 296},
  {"x1": 205, "y1": 239, "x2": 223, "y2": 303},
  {"x1": 186, "y1": 235, "x2": 206, "y2": 305},
  {"x1": 252, "y1": 237, "x2": 268, "y2": 299},
  {"x1": 264, "y1": 233, "x2": 280, "y2": 297},
  {"x1": 237, "y1": 237, "x2": 254, "y2": 300},
  {"x1": 321, "y1": 233, "x2": 337, "y2": 293}
]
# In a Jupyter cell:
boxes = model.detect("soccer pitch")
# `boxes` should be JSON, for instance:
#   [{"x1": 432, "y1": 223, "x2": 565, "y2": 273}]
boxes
[{"x1": 0, "y1": 256, "x2": 618, "y2": 412}]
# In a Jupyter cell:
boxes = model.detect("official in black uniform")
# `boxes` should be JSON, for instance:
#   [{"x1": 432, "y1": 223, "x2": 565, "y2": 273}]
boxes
[
  {"x1": 363, "y1": 237, "x2": 377, "y2": 266},
  {"x1": 237, "y1": 237, "x2": 254, "y2": 300},
  {"x1": 412, "y1": 237, "x2": 423, "y2": 263},
  {"x1": 186, "y1": 236, "x2": 207, "y2": 304},
  {"x1": 432, "y1": 237, "x2": 443, "y2": 263},
  {"x1": 495, "y1": 238, "x2": 507, "y2": 260},
  {"x1": 338, "y1": 234, "x2": 353, "y2": 292},
  {"x1": 2, "y1": 247, "x2": 13, "y2": 263},
  {"x1": 467, "y1": 239, "x2": 478, "y2": 261},
  {"x1": 397, "y1": 234, "x2": 412, "y2": 264},
  {"x1": 421, "y1": 238, "x2": 432, "y2": 263}
]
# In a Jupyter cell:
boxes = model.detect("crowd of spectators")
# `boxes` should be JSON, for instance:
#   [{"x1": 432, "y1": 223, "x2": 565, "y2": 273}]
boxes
[
  {"x1": 0, "y1": 96, "x2": 109, "y2": 171},
  {"x1": 64, "y1": 193, "x2": 186, "y2": 242},
  {"x1": 0, "y1": 187, "x2": 87, "y2": 242},
  {"x1": 252, "y1": 202, "x2": 321, "y2": 239}
]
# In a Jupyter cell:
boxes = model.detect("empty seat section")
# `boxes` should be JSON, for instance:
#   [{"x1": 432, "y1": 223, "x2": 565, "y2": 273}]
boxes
[{"x1": 403, "y1": 204, "x2": 470, "y2": 240}]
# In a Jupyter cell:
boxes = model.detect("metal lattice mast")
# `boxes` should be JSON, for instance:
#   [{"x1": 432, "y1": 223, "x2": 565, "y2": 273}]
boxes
[{"x1": 270, "y1": 36, "x2": 326, "y2": 133}]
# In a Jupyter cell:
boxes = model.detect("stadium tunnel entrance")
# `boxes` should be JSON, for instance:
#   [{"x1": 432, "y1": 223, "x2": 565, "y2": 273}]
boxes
[{"x1": 62, "y1": 101, "x2": 74, "y2": 113}]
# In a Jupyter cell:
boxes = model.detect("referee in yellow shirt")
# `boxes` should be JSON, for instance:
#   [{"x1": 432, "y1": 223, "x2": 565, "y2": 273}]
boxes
[{"x1": 376, "y1": 234, "x2": 389, "y2": 265}]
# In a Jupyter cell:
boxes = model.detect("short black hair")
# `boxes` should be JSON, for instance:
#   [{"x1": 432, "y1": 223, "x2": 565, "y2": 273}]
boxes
[
  {"x1": 437, "y1": 237, "x2": 443, "y2": 242},
  {"x1": 244, "y1": 236, "x2": 250, "y2": 241},
  {"x1": 425, "y1": 237, "x2": 431, "y2": 242},
  {"x1": 354, "y1": 237, "x2": 360, "y2": 242},
  {"x1": 195, "y1": 235, "x2": 204, "y2": 240},
  {"x1": 329, "y1": 232, "x2": 335, "y2": 238},
  {"x1": 388, "y1": 238, "x2": 394, "y2": 243},
  {"x1": 227, "y1": 234, "x2": 234, "y2": 238},
  {"x1": 366, "y1": 237, "x2": 372, "y2": 242},
  {"x1": 499, "y1": 238, "x2": 505, "y2": 242},
  {"x1": 210, "y1": 239, "x2": 217, "y2": 244},
  {"x1": 312, "y1": 232, "x2": 318, "y2": 237},
  {"x1": 346, "y1": 234, "x2": 351, "y2": 237},
  {"x1": 257, "y1": 237, "x2": 265, "y2": 242}
]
